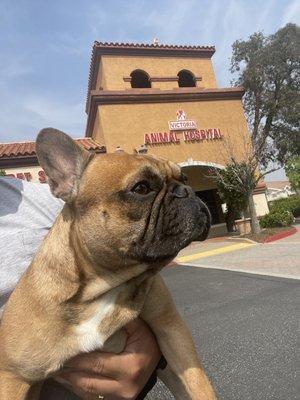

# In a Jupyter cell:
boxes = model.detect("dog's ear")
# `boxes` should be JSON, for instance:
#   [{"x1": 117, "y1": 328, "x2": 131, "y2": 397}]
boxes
[{"x1": 36, "y1": 128, "x2": 91, "y2": 203}]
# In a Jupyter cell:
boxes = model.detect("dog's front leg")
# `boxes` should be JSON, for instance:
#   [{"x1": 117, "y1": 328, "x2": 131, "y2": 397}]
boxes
[{"x1": 141, "y1": 275, "x2": 216, "y2": 400}]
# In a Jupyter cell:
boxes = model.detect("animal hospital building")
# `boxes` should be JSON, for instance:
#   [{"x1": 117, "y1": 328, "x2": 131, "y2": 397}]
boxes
[{"x1": 0, "y1": 41, "x2": 269, "y2": 234}]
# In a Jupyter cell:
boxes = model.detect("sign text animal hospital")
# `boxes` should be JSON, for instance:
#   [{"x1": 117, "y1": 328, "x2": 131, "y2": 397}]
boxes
[
  {"x1": 144, "y1": 129, "x2": 223, "y2": 145},
  {"x1": 144, "y1": 110, "x2": 223, "y2": 145}
]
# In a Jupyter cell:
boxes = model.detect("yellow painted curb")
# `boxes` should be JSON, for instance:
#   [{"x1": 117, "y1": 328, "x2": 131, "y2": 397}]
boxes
[{"x1": 176, "y1": 242, "x2": 255, "y2": 263}]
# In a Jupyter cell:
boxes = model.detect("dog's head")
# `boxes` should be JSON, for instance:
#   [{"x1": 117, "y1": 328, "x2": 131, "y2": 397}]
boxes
[{"x1": 36, "y1": 128, "x2": 210, "y2": 269}]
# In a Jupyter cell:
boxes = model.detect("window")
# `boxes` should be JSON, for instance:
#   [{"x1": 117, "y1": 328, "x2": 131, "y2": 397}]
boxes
[
  {"x1": 178, "y1": 70, "x2": 196, "y2": 87},
  {"x1": 130, "y1": 70, "x2": 151, "y2": 88}
]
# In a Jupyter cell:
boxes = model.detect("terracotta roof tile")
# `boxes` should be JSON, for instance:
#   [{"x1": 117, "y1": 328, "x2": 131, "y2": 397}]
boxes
[
  {"x1": 93, "y1": 41, "x2": 215, "y2": 51},
  {"x1": 0, "y1": 142, "x2": 35, "y2": 158},
  {"x1": 0, "y1": 138, "x2": 105, "y2": 159},
  {"x1": 75, "y1": 138, "x2": 104, "y2": 151}
]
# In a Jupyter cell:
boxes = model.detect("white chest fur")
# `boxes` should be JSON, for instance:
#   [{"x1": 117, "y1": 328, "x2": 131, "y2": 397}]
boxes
[{"x1": 74, "y1": 285, "x2": 123, "y2": 353}]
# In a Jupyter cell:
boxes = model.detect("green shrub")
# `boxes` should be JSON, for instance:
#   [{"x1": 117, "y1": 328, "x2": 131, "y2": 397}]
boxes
[
  {"x1": 269, "y1": 196, "x2": 300, "y2": 217},
  {"x1": 260, "y1": 210, "x2": 294, "y2": 228}
]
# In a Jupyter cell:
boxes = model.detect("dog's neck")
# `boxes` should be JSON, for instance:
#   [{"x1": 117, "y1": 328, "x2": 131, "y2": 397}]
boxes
[{"x1": 28, "y1": 205, "x2": 150, "y2": 305}]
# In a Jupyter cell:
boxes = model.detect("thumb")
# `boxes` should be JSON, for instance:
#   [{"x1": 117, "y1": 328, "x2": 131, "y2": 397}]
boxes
[{"x1": 123, "y1": 319, "x2": 143, "y2": 337}]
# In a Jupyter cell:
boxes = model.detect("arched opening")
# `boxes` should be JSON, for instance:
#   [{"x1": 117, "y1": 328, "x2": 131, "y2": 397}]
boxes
[
  {"x1": 181, "y1": 165, "x2": 224, "y2": 225},
  {"x1": 177, "y1": 70, "x2": 196, "y2": 87},
  {"x1": 179, "y1": 162, "x2": 228, "y2": 237},
  {"x1": 130, "y1": 70, "x2": 151, "y2": 88}
]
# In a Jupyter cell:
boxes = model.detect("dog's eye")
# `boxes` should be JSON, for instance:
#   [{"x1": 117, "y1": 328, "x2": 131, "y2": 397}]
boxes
[{"x1": 131, "y1": 181, "x2": 152, "y2": 195}]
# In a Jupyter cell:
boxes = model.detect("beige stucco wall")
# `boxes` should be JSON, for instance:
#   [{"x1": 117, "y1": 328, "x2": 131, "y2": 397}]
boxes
[
  {"x1": 96, "y1": 56, "x2": 217, "y2": 90},
  {"x1": 93, "y1": 108, "x2": 105, "y2": 145},
  {"x1": 92, "y1": 99, "x2": 250, "y2": 166}
]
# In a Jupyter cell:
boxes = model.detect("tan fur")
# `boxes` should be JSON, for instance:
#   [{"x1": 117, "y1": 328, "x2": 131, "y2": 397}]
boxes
[{"x1": 0, "y1": 146, "x2": 216, "y2": 399}]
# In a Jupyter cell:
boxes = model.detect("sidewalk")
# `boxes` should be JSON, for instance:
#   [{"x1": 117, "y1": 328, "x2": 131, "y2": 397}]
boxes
[{"x1": 175, "y1": 223, "x2": 300, "y2": 280}]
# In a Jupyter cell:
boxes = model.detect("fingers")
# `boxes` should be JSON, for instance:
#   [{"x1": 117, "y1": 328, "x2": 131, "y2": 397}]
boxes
[
  {"x1": 59, "y1": 370, "x2": 139, "y2": 400},
  {"x1": 65, "y1": 351, "x2": 125, "y2": 379},
  {"x1": 124, "y1": 319, "x2": 161, "y2": 360},
  {"x1": 59, "y1": 371, "x2": 116, "y2": 395},
  {"x1": 123, "y1": 319, "x2": 144, "y2": 336}
]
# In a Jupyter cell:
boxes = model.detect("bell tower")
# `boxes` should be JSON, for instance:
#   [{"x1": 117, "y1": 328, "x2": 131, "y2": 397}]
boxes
[{"x1": 85, "y1": 41, "x2": 245, "y2": 162}]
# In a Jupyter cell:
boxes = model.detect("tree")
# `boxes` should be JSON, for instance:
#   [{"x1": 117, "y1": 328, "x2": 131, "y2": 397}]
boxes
[
  {"x1": 230, "y1": 23, "x2": 300, "y2": 166},
  {"x1": 0, "y1": 169, "x2": 6, "y2": 176},
  {"x1": 211, "y1": 135, "x2": 278, "y2": 235},
  {"x1": 212, "y1": 162, "x2": 261, "y2": 235},
  {"x1": 213, "y1": 164, "x2": 248, "y2": 232},
  {"x1": 285, "y1": 156, "x2": 300, "y2": 192}
]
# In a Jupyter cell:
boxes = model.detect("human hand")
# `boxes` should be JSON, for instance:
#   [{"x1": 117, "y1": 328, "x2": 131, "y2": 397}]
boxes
[{"x1": 57, "y1": 319, "x2": 161, "y2": 400}]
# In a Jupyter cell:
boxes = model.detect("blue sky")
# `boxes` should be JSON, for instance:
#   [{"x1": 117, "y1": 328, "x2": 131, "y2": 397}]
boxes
[{"x1": 0, "y1": 0, "x2": 299, "y2": 179}]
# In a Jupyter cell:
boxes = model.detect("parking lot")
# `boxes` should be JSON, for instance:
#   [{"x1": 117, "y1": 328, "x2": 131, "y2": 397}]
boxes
[
  {"x1": 148, "y1": 267, "x2": 299, "y2": 400},
  {"x1": 147, "y1": 225, "x2": 300, "y2": 399}
]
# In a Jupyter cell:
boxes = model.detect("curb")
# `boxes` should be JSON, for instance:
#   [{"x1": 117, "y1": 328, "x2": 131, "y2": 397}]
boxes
[
  {"x1": 264, "y1": 226, "x2": 297, "y2": 243},
  {"x1": 228, "y1": 237, "x2": 258, "y2": 244}
]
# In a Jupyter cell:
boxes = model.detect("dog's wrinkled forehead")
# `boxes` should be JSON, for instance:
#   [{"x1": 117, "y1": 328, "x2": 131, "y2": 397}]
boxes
[
  {"x1": 81, "y1": 153, "x2": 182, "y2": 197},
  {"x1": 126, "y1": 154, "x2": 182, "y2": 183}
]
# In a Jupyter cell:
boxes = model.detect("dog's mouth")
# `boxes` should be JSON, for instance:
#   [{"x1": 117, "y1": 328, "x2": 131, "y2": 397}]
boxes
[
  {"x1": 130, "y1": 190, "x2": 211, "y2": 265},
  {"x1": 194, "y1": 198, "x2": 211, "y2": 241}
]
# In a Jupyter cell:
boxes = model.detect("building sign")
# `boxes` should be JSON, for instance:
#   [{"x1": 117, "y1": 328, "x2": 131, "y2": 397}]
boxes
[
  {"x1": 183, "y1": 129, "x2": 222, "y2": 141},
  {"x1": 168, "y1": 109, "x2": 198, "y2": 131},
  {"x1": 145, "y1": 110, "x2": 223, "y2": 145},
  {"x1": 145, "y1": 132, "x2": 180, "y2": 145},
  {"x1": 5, "y1": 170, "x2": 47, "y2": 183},
  {"x1": 168, "y1": 120, "x2": 198, "y2": 131}
]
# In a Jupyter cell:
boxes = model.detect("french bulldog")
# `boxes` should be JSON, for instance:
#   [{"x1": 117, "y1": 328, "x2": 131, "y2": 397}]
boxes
[{"x1": 0, "y1": 128, "x2": 216, "y2": 399}]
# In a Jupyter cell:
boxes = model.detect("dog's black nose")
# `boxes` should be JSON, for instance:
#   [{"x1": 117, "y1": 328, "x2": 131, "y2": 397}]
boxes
[{"x1": 172, "y1": 184, "x2": 189, "y2": 198}]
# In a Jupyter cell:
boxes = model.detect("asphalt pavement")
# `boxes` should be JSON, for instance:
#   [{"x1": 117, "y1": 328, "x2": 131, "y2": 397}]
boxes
[{"x1": 146, "y1": 266, "x2": 299, "y2": 400}]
